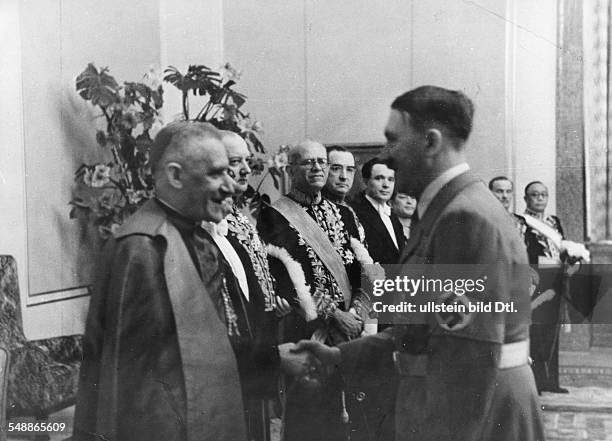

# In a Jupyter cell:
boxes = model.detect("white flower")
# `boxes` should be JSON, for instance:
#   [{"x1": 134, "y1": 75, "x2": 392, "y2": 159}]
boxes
[
  {"x1": 84, "y1": 164, "x2": 111, "y2": 188},
  {"x1": 142, "y1": 65, "x2": 163, "y2": 89},
  {"x1": 220, "y1": 62, "x2": 242, "y2": 83}
]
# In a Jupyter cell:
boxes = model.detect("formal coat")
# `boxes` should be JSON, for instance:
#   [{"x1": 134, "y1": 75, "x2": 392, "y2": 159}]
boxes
[
  {"x1": 350, "y1": 192, "x2": 405, "y2": 264},
  {"x1": 257, "y1": 191, "x2": 372, "y2": 441},
  {"x1": 523, "y1": 212, "x2": 565, "y2": 392},
  {"x1": 74, "y1": 200, "x2": 248, "y2": 441},
  {"x1": 338, "y1": 172, "x2": 544, "y2": 441}
]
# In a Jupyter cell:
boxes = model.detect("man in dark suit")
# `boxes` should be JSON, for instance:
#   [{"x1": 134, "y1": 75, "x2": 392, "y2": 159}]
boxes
[
  {"x1": 295, "y1": 86, "x2": 544, "y2": 441},
  {"x1": 488, "y1": 176, "x2": 528, "y2": 240},
  {"x1": 351, "y1": 157, "x2": 405, "y2": 264}
]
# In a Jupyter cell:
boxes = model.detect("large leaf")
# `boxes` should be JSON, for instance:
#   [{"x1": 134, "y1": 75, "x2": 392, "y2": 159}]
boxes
[{"x1": 76, "y1": 63, "x2": 119, "y2": 108}]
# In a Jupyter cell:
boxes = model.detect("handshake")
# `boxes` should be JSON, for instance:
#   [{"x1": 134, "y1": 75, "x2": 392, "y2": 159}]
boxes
[{"x1": 278, "y1": 341, "x2": 343, "y2": 384}]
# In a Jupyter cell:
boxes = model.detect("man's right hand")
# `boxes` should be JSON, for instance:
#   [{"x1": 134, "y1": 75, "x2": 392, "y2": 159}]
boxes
[
  {"x1": 292, "y1": 340, "x2": 342, "y2": 368},
  {"x1": 333, "y1": 309, "x2": 362, "y2": 338}
]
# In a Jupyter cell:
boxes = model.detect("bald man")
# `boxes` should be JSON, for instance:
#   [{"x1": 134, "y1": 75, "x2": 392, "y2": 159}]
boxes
[{"x1": 258, "y1": 140, "x2": 372, "y2": 441}]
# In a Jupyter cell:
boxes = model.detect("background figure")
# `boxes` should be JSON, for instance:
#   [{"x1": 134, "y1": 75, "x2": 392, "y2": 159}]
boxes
[
  {"x1": 258, "y1": 140, "x2": 372, "y2": 441},
  {"x1": 74, "y1": 122, "x2": 311, "y2": 441},
  {"x1": 350, "y1": 157, "x2": 405, "y2": 264},
  {"x1": 296, "y1": 86, "x2": 544, "y2": 441},
  {"x1": 488, "y1": 176, "x2": 528, "y2": 240},
  {"x1": 523, "y1": 180, "x2": 568, "y2": 394},
  {"x1": 322, "y1": 145, "x2": 366, "y2": 243},
  {"x1": 391, "y1": 192, "x2": 417, "y2": 240}
]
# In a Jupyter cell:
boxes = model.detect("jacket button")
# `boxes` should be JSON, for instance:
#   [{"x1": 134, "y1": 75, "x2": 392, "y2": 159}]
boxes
[{"x1": 355, "y1": 391, "x2": 367, "y2": 402}]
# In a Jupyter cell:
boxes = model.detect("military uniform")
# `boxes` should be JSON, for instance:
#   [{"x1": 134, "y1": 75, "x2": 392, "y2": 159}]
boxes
[{"x1": 337, "y1": 172, "x2": 544, "y2": 441}]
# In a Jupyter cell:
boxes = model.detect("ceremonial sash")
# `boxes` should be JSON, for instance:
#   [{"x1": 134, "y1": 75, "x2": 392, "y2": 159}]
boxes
[
  {"x1": 523, "y1": 214, "x2": 563, "y2": 251},
  {"x1": 272, "y1": 196, "x2": 352, "y2": 307}
]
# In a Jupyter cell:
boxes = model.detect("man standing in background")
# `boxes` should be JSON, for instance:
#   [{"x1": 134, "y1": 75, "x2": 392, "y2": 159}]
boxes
[{"x1": 351, "y1": 157, "x2": 405, "y2": 264}]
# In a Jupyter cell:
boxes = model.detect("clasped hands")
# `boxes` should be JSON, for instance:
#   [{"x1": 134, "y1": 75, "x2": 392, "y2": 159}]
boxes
[{"x1": 278, "y1": 341, "x2": 341, "y2": 386}]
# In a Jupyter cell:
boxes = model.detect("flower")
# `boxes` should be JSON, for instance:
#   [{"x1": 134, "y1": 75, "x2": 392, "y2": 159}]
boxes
[
  {"x1": 142, "y1": 65, "x2": 163, "y2": 89},
  {"x1": 220, "y1": 62, "x2": 242, "y2": 84},
  {"x1": 89, "y1": 165, "x2": 111, "y2": 188}
]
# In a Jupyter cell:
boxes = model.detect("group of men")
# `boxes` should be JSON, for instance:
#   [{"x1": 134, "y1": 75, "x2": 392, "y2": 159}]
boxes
[
  {"x1": 74, "y1": 86, "x2": 547, "y2": 441},
  {"x1": 489, "y1": 176, "x2": 570, "y2": 394}
]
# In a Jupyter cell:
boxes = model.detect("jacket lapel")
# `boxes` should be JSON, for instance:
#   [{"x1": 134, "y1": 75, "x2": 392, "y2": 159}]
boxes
[
  {"x1": 357, "y1": 193, "x2": 398, "y2": 250},
  {"x1": 399, "y1": 172, "x2": 480, "y2": 263}
]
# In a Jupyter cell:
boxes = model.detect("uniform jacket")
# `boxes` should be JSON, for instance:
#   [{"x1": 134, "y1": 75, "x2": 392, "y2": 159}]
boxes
[
  {"x1": 350, "y1": 192, "x2": 405, "y2": 264},
  {"x1": 73, "y1": 200, "x2": 247, "y2": 441},
  {"x1": 338, "y1": 172, "x2": 544, "y2": 441}
]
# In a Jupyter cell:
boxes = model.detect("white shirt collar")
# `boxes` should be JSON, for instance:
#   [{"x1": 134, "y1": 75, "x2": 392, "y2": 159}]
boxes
[
  {"x1": 365, "y1": 193, "x2": 391, "y2": 217},
  {"x1": 417, "y1": 163, "x2": 470, "y2": 219}
]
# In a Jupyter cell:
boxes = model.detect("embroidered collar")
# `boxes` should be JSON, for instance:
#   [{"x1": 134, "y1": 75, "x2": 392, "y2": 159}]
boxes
[
  {"x1": 288, "y1": 188, "x2": 322, "y2": 206},
  {"x1": 321, "y1": 188, "x2": 345, "y2": 205},
  {"x1": 524, "y1": 208, "x2": 546, "y2": 220}
]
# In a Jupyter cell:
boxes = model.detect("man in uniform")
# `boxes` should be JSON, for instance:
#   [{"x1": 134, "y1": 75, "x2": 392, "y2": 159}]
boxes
[
  {"x1": 295, "y1": 86, "x2": 544, "y2": 441},
  {"x1": 74, "y1": 122, "x2": 311, "y2": 441},
  {"x1": 257, "y1": 140, "x2": 373, "y2": 441},
  {"x1": 322, "y1": 145, "x2": 366, "y2": 243},
  {"x1": 523, "y1": 180, "x2": 568, "y2": 393}
]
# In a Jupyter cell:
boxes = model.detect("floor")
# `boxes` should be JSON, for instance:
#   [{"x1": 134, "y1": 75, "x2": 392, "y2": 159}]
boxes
[{"x1": 5, "y1": 349, "x2": 612, "y2": 441}]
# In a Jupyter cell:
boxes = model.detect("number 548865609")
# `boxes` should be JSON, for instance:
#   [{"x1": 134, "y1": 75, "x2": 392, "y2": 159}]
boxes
[{"x1": 7, "y1": 422, "x2": 66, "y2": 432}]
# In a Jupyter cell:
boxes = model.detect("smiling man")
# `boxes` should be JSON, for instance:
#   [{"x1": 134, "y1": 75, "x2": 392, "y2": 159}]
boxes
[
  {"x1": 257, "y1": 139, "x2": 372, "y2": 441},
  {"x1": 74, "y1": 122, "x2": 313, "y2": 441}
]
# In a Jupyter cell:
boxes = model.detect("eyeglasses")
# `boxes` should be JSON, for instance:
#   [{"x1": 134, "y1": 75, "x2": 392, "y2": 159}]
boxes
[
  {"x1": 527, "y1": 192, "x2": 548, "y2": 198},
  {"x1": 293, "y1": 158, "x2": 328, "y2": 169}
]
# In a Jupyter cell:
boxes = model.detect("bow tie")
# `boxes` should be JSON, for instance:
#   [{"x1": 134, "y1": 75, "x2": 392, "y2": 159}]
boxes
[{"x1": 201, "y1": 218, "x2": 229, "y2": 237}]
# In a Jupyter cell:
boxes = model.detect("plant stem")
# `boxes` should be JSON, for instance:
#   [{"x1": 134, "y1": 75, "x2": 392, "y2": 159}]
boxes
[{"x1": 254, "y1": 169, "x2": 271, "y2": 194}]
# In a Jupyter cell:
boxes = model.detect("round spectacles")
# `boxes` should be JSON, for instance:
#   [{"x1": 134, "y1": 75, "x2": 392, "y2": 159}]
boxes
[{"x1": 294, "y1": 158, "x2": 328, "y2": 169}]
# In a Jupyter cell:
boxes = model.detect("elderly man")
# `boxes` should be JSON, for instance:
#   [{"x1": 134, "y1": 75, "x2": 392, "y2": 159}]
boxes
[
  {"x1": 351, "y1": 157, "x2": 405, "y2": 265},
  {"x1": 322, "y1": 145, "x2": 366, "y2": 242},
  {"x1": 258, "y1": 139, "x2": 372, "y2": 441},
  {"x1": 296, "y1": 86, "x2": 544, "y2": 441},
  {"x1": 74, "y1": 122, "x2": 311, "y2": 441}
]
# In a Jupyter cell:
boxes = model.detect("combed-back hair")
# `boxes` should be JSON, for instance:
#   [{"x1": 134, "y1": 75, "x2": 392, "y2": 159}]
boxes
[
  {"x1": 361, "y1": 156, "x2": 396, "y2": 180},
  {"x1": 391, "y1": 85, "x2": 474, "y2": 141}
]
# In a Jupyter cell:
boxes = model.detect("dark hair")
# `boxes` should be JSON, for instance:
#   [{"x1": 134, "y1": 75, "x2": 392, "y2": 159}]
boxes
[
  {"x1": 148, "y1": 121, "x2": 220, "y2": 174},
  {"x1": 524, "y1": 181, "x2": 546, "y2": 196},
  {"x1": 391, "y1": 85, "x2": 474, "y2": 141},
  {"x1": 361, "y1": 157, "x2": 396, "y2": 180},
  {"x1": 326, "y1": 145, "x2": 349, "y2": 154},
  {"x1": 488, "y1": 176, "x2": 512, "y2": 191}
]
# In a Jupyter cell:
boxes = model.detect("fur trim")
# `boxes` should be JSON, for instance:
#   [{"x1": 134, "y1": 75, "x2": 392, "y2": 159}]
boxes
[
  {"x1": 266, "y1": 244, "x2": 318, "y2": 322},
  {"x1": 349, "y1": 237, "x2": 386, "y2": 282}
]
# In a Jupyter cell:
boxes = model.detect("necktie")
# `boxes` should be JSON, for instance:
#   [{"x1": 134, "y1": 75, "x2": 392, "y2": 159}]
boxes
[{"x1": 192, "y1": 227, "x2": 240, "y2": 336}]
